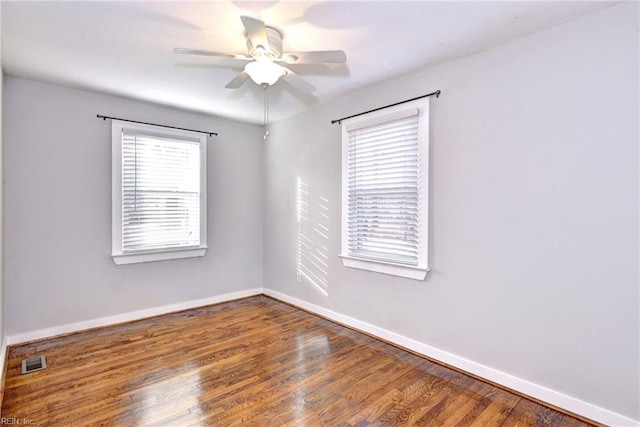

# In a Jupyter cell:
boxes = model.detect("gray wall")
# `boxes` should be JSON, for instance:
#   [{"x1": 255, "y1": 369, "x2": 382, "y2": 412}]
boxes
[
  {"x1": 4, "y1": 77, "x2": 264, "y2": 335},
  {"x1": 0, "y1": 2, "x2": 5, "y2": 351},
  {"x1": 263, "y1": 3, "x2": 639, "y2": 420}
]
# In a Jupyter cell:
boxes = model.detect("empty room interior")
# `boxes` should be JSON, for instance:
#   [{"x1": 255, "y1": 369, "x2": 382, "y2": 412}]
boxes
[{"x1": 0, "y1": 1, "x2": 638, "y2": 425}]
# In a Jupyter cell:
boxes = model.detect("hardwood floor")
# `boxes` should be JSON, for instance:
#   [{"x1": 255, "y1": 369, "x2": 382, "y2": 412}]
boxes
[{"x1": 1, "y1": 296, "x2": 597, "y2": 426}]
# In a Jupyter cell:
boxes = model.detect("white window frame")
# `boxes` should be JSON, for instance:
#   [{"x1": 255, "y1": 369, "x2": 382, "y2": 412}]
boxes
[
  {"x1": 340, "y1": 98, "x2": 430, "y2": 280},
  {"x1": 111, "y1": 120, "x2": 208, "y2": 265}
]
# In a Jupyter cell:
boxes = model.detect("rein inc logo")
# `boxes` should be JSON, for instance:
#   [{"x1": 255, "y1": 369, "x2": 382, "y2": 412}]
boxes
[{"x1": 1, "y1": 419, "x2": 35, "y2": 425}]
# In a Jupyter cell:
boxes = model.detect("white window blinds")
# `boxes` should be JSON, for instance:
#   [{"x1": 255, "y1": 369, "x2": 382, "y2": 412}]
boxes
[
  {"x1": 346, "y1": 111, "x2": 422, "y2": 265},
  {"x1": 121, "y1": 131, "x2": 201, "y2": 253}
]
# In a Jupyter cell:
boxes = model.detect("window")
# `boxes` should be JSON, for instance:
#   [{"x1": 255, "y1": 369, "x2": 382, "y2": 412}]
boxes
[
  {"x1": 340, "y1": 98, "x2": 430, "y2": 280},
  {"x1": 111, "y1": 120, "x2": 207, "y2": 265}
]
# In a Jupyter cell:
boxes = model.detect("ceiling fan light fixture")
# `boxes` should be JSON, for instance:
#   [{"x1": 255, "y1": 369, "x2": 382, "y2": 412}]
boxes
[{"x1": 245, "y1": 58, "x2": 284, "y2": 86}]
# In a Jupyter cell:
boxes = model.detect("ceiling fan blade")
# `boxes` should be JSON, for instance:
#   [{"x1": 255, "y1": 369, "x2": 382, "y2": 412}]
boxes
[
  {"x1": 241, "y1": 16, "x2": 269, "y2": 51},
  {"x1": 280, "y1": 50, "x2": 347, "y2": 64},
  {"x1": 174, "y1": 48, "x2": 249, "y2": 60},
  {"x1": 225, "y1": 71, "x2": 250, "y2": 89},
  {"x1": 281, "y1": 67, "x2": 315, "y2": 94}
]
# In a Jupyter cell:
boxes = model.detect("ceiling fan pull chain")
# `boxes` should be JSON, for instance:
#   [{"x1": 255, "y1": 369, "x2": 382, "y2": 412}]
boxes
[{"x1": 263, "y1": 84, "x2": 269, "y2": 141}]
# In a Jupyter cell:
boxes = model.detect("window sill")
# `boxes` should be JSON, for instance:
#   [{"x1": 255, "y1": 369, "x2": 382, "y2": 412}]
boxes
[
  {"x1": 340, "y1": 255, "x2": 429, "y2": 280},
  {"x1": 112, "y1": 247, "x2": 207, "y2": 265}
]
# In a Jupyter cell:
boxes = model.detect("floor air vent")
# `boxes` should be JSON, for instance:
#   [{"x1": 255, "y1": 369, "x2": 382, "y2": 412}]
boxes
[{"x1": 21, "y1": 355, "x2": 47, "y2": 374}]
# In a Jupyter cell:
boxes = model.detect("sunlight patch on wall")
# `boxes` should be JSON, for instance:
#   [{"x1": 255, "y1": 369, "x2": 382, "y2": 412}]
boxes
[{"x1": 297, "y1": 176, "x2": 330, "y2": 296}]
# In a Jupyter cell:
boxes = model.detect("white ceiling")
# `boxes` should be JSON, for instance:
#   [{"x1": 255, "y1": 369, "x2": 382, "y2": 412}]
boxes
[{"x1": 2, "y1": 1, "x2": 613, "y2": 125}]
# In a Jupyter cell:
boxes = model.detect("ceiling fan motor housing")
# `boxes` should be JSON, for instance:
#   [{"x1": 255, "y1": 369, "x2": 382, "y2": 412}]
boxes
[{"x1": 248, "y1": 26, "x2": 283, "y2": 60}]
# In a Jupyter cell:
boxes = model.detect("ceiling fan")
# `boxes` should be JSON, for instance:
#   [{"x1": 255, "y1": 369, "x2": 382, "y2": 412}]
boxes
[{"x1": 174, "y1": 16, "x2": 347, "y2": 94}]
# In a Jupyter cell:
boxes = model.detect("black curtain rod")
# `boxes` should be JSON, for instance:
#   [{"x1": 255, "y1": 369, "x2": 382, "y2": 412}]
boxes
[
  {"x1": 330, "y1": 90, "x2": 441, "y2": 125},
  {"x1": 96, "y1": 115, "x2": 218, "y2": 137}
]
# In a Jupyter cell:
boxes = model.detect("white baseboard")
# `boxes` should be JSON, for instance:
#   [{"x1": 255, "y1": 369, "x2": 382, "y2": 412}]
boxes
[
  {"x1": 0, "y1": 334, "x2": 7, "y2": 388},
  {"x1": 6, "y1": 288, "x2": 262, "y2": 346},
  {"x1": 263, "y1": 288, "x2": 638, "y2": 427}
]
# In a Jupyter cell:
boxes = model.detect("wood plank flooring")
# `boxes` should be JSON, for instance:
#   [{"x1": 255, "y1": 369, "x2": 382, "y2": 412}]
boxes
[{"x1": 1, "y1": 296, "x2": 598, "y2": 426}]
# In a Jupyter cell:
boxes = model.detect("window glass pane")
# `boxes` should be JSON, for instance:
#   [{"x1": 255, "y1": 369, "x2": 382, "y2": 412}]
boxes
[
  {"x1": 121, "y1": 132, "x2": 201, "y2": 252},
  {"x1": 346, "y1": 114, "x2": 420, "y2": 265}
]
